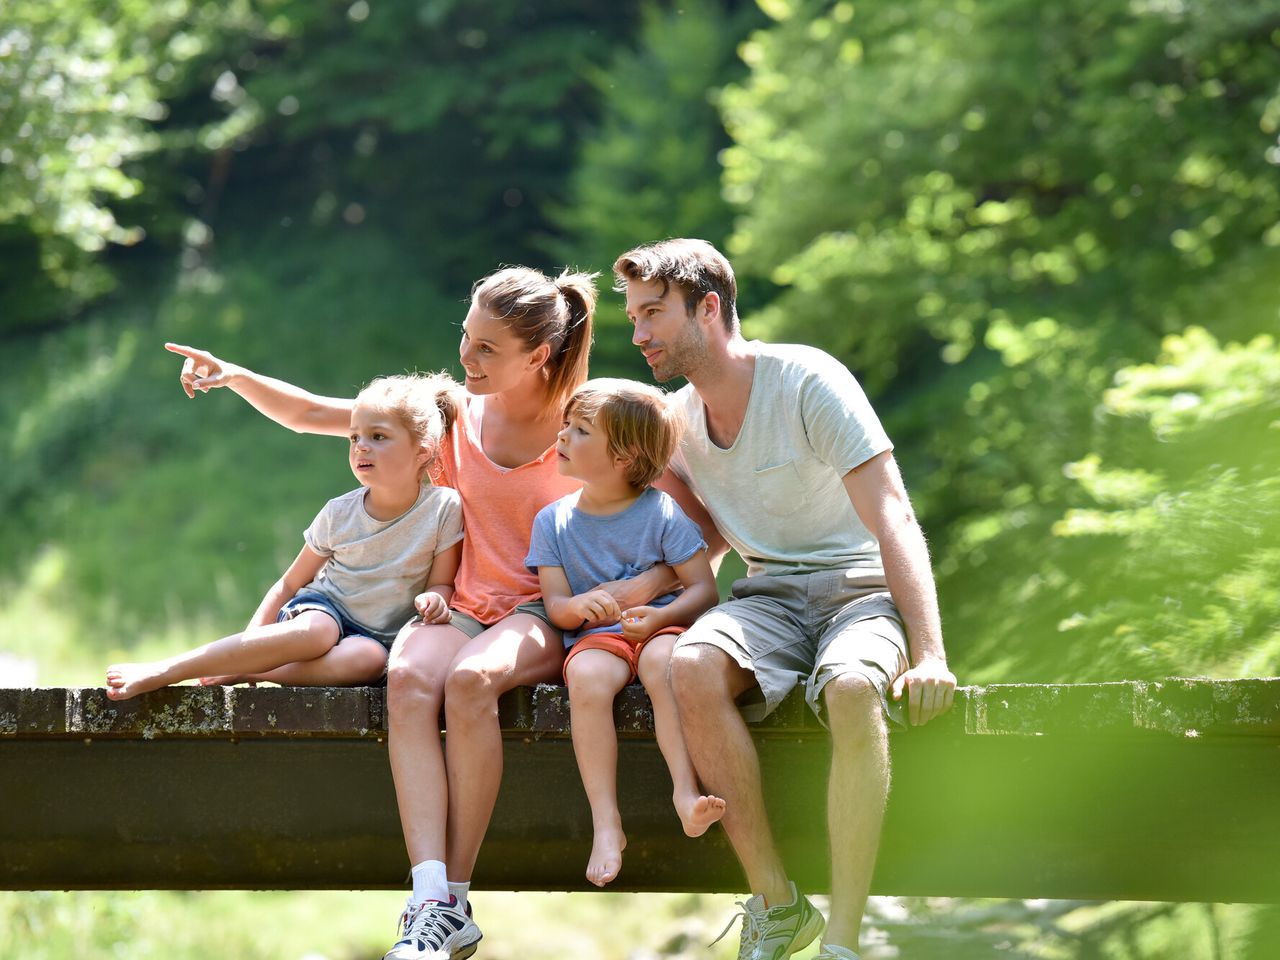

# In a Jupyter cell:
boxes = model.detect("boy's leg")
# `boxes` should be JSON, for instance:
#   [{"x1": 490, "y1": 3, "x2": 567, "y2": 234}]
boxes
[
  {"x1": 199, "y1": 634, "x2": 388, "y2": 687},
  {"x1": 636, "y1": 633, "x2": 725, "y2": 837},
  {"x1": 565, "y1": 647, "x2": 633, "y2": 886},
  {"x1": 105, "y1": 612, "x2": 340, "y2": 700}
]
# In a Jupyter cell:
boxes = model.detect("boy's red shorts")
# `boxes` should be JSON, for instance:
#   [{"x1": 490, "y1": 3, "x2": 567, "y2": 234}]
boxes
[{"x1": 562, "y1": 626, "x2": 686, "y2": 684}]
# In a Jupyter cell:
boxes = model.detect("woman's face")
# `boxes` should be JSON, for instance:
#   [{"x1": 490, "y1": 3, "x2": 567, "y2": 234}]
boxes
[{"x1": 458, "y1": 300, "x2": 551, "y2": 396}]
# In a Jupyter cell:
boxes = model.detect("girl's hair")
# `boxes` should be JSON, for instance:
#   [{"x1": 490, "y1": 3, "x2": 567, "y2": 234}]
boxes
[
  {"x1": 356, "y1": 372, "x2": 463, "y2": 475},
  {"x1": 564, "y1": 378, "x2": 684, "y2": 490},
  {"x1": 471, "y1": 266, "x2": 598, "y2": 409}
]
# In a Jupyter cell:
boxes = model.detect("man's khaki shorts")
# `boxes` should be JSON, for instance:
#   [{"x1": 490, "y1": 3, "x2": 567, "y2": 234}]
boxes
[{"x1": 675, "y1": 567, "x2": 909, "y2": 728}]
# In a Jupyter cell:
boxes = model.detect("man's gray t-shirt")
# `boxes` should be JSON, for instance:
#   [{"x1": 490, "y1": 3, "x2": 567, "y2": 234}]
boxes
[
  {"x1": 525, "y1": 486, "x2": 706, "y2": 646},
  {"x1": 669, "y1": 341, "x2": 892, "y2": 578},
  {"x1": 303, "y1": 484, "x2": 463, "y2": 636}
]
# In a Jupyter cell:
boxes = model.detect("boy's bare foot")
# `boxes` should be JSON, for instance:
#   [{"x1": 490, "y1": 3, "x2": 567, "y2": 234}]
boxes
[
  {"x1": 586, "y1": 820, "x2": 627, "y2": 887},
  {"x1": 104, "y1": 663, "x2": 171, "y2": 701},
  {"x1": 677, "y1": 793, "x2": 726, "y2": 838}
]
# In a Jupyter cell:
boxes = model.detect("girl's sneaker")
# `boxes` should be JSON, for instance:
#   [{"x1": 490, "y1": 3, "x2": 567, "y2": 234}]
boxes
[{"x1": 384, "y1": 895, "x2": 482, "y2": 960}]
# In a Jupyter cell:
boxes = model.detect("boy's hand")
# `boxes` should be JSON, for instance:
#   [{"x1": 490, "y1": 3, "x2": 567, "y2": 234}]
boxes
[
  {"x1": 891, "y1": 657, "x2": 956, "y2": 727},
  {"x1": 414, "y1": 591, "x2": 451, "y2": 624},
  {"x1": 620, "y1": 606, "x2": 664, "y2": 641},
  {"x1": 567, "y1": 590, "x2": 623, "y2": 628}
]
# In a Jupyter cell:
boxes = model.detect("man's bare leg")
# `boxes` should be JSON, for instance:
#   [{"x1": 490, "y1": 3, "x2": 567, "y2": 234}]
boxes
[
  {"x1": 669, "y1": 643, "x2": 790, "y2": 907},
  {"x1": 821, "y1": 673, "x2": 891, "y2": 951}
]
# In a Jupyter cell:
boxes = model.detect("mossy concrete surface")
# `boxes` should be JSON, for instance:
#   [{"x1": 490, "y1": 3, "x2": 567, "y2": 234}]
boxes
[{"x1": 2, "y1": 679, "x2": 1277, "y2": 899}]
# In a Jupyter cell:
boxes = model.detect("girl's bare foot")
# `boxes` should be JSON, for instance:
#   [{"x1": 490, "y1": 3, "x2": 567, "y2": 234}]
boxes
[
  {"x1": 104, "y1": 663, "x2": 171, "y2": 701},
  {"x1": 677, "y1": 793, "x2": 726, "y2": 838},
  {"x1": 586, "y1": 819, "x2": 627, "y2": 887}
]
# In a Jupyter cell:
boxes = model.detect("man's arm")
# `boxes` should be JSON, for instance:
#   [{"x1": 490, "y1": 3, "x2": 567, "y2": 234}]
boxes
[{"x1": 843, "y1": 450, "x2": 955, "y2": 726}]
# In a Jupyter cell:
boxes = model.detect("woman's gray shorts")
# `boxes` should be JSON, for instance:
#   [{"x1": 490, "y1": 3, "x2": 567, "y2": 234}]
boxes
[
  {"x1": 675, "y1": 567, "x2": 909, "y2": 728},
  {"x1": 445, "y1": 600, "x2": 554, "y2": 640}
]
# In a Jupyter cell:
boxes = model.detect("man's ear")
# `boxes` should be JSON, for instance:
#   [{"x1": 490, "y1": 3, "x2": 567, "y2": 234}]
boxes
[{"x1": 699, "y1": 291, "x2": 722, "y2": 328}]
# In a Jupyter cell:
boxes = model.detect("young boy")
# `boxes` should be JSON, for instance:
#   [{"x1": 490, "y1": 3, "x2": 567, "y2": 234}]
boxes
[{"x1": 526, "y1": 378, "x2": 725, "y2": 887}]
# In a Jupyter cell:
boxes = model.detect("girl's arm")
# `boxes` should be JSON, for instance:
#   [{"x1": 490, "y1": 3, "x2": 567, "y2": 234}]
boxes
[
  {"x1": 538, "y1": 566, "x2": 623, "y2": 632},
  {"x1": 414, "y1": 542, "x2": 462, "y2": 623},
  {"x1": 620, "y1": 549, "x2": 719, "y2": 640},
  {"x1": 165, "y1": 343, "x2": 353, "y2": 437},
  {"x1": 246, "y1": 545, "x2": 329, "y2": 630}
]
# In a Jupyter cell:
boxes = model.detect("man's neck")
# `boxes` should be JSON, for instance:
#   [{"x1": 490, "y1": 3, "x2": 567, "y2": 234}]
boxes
[{"x1": 687, "y1": 336, "x2": 757, "y2": 449}]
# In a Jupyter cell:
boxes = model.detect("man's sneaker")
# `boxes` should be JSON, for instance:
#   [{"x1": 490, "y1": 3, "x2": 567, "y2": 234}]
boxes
[
  {"x1": 383, "y1": 896, "x2": 482, "y2": 960},
  {"x1": 815, "y1": 945, "x2": 862, "y2": 960},
  {"x1": 711, "y1": 881, "x2": 826, "y2": 960}
]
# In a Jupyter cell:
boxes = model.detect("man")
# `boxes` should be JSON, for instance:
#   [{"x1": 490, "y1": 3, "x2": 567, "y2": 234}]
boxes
[{"x1": 616, "y1": 239, "x2": 955, "y2": 960}]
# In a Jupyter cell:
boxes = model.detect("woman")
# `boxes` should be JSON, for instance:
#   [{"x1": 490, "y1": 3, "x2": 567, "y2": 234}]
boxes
[{"x1": 168, "y1": 267, "x2": 677, "y2": 960}]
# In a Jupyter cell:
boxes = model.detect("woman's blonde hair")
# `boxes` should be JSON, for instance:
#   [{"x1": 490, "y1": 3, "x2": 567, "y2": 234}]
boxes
[
  {"x1": 356, "y1": 371, "x2": 463, "y2": 475},
  {"x1": 472, "y1": 266, "x2": 598, "y2": 409},
  {"x1": 564, "y1": 378, "x2": 683, "y2": 489}
]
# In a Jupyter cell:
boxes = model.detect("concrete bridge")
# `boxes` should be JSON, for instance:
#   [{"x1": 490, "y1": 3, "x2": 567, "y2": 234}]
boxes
[{"x1": 2, "y1": 679, "x2": 1277, "y2": 900}]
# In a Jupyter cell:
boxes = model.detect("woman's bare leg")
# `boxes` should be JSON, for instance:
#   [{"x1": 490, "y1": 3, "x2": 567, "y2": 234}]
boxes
[
  {"x1": 106, "y1": 612, "x2": 339, "y2": 700},
  {"x1": 385, "y1": 620, "x2": 474, "y2": 865},
  {"x1": 565, "y1": 649, "x2": 632, "y2": 886},
  {"x1": 442, "y1": 613, "x2": 564, "y2": 881}
]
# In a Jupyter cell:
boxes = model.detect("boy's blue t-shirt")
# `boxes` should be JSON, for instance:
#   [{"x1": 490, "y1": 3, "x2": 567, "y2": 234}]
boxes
[{"x1": 525, "y1": 486, "x2": 707, "y2": 646}]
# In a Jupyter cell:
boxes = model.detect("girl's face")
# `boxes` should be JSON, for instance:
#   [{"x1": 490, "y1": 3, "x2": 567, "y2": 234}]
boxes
[
  {"x1": 348, "y1": 402, "x2": 428, "y2": 490},
  {"x1": 458, "y1": 301, "x2": 551, "y2": 396}
]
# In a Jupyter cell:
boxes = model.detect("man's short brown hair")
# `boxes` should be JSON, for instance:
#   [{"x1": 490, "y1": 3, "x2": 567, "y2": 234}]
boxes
[
  {"x1": 564, "y1": 378, "x2": 684, "y2": 489},
  {"x1": 613, "y1": 238, "x2": 738, "y2": 333}
]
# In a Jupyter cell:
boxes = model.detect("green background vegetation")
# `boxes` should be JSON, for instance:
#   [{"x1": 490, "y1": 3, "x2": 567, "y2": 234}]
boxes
[{"x1": 2, "y1": 0, "x2": 1277, "y2": 956}]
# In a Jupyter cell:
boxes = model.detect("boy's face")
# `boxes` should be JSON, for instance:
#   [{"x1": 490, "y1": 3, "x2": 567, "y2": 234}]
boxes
[{"x1": 556, "y1": 410, "x2": 627, "y2": 486}]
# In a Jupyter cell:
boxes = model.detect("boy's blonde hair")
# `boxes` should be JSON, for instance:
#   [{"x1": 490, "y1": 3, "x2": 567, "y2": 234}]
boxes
[
  {"x1": 564, "y1": 378, "x2": 683, "y2": 490},
  {"x1": 356, "y1": 372, "x2": 463, "y2": 474}
]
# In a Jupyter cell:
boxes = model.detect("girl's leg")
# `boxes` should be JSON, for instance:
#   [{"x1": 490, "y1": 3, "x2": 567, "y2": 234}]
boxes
[
  {"x1": 442, "y1": 613, "x2": 563, "y2": 882},
  {"x1": 105, "y1": 612, "x2": 340, "y2": 700},
  {"x1": 384, "y1": 619, "x2": 474, "y2": 867},
  {"x1": 199, "y1": 635, "x2": 388, "y2": 687},
  {"x1": 565, "y1": 649, "x2": 632, "y2": 886},
  {"x1": 637, "y1": 635, "x2": 726, "y2": 837}
]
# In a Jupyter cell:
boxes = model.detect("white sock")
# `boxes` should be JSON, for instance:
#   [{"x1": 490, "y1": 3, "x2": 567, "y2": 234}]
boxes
[
  {"x1": 410, "y1": 860, "x2": 449, "y2": 904},
  {"x1": 447, "y1": 880, "x2": 471, "y2": 910}
]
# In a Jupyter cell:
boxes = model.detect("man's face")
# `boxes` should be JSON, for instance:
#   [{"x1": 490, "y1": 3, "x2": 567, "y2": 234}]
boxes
[{"x1": 625, "y1": 277, "x2": 706, "y2": 383}]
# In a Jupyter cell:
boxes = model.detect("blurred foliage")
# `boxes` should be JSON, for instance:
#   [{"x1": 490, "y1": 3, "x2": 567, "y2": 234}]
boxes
[
  {"x1": 549, "y1": 0, "x2": 764, "y2": 376},
  {"x1": 721, "y1": 0, "x2": 1280, "y2": 681}
]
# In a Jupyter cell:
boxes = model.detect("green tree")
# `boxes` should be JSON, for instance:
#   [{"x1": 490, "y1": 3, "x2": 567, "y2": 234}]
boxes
[{"x1": 550, "y1": 0, "x2": 763, "y2": 377}]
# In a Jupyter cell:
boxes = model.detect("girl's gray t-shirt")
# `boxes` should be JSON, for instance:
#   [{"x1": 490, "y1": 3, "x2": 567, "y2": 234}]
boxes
[{"x1": 303, "y1": 483, "x2": 463, "y2": 635}]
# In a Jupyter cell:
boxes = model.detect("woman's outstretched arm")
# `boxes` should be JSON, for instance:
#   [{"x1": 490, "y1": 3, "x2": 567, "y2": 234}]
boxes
[{"x1": 165, "y1": 342, "x2": 354, "y2": 436}]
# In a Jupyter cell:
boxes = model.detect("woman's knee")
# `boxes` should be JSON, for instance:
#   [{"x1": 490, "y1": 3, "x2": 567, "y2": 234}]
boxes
[{"x1": 386, "y1": 635, "x2": 450, "y2": 707}]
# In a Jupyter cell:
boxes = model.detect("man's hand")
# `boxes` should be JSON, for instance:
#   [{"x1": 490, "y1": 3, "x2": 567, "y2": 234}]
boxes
[
  {"x1": 566, "y1": 590, "x2": 623, "y2": 628},
  {"x1": 620, "y1": 606, "x2": 664, "y2": 642},
  {"x1": 166, "y1": 342, "x2": 243, "y2": 398},
  {"x1": 891, "y1": 657, "x2": 956, "y2": 726},
  {"x1": 414, "y1": 591, "x2": 451, "y2": 624}
]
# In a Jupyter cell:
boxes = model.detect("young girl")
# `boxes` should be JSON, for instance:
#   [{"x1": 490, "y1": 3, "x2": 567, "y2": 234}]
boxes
[
  {"x1": 105, "y1": 373, "x2": 464, "y2": 700},
  {"x1": 526, "y1": 378, "x2": 725, "y2": 886}
]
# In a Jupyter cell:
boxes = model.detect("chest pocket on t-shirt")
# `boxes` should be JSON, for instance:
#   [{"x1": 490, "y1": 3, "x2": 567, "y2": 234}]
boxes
[{"x1": 753, "y1": 460, "x2": 807, "y2": 517}]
